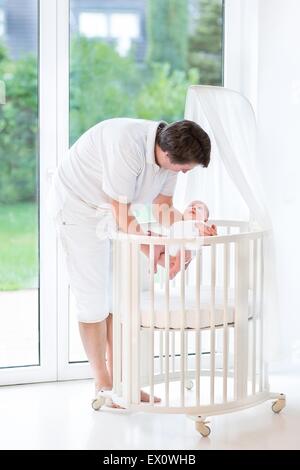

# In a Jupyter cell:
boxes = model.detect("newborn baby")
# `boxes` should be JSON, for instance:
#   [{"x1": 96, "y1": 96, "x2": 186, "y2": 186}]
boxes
[
  {"x1": 168, "y1": 200, "x2": 217, "y2": 256},
  {"x1": 149, "y1": 200, "x2": 217, "y2": 278}
]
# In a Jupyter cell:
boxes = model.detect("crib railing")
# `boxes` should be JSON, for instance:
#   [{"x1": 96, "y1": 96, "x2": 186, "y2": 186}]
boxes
[{"x1": 112, "y1": 221, "x2": 268, "y2": 413}]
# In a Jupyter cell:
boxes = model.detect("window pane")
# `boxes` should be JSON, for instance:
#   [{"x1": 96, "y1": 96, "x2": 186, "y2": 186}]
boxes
[
  {"x1": 110, "y1": 13, "x2": 140, "y2": 38},
  {"x1": 0, "y1": 0, "x2": 39, "y2": 368},
  {"x1": 79, "y1": 12, "x2": 108, "y2": 38},
  {"x1": 68, "y1": 0, "x2": 223, "y2": 363}
]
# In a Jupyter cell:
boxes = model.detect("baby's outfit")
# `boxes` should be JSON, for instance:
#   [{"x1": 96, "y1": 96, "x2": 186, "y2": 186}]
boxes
[{"x1": 168, "y1": 220, "x2": 204, "y2": 256}]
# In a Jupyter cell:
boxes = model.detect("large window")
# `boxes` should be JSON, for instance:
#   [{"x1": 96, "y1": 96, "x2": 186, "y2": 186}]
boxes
[
  {"x1": 68, "y1": 0, "x2": 224, "y2": 362},
  {"x1": 0, "y1": 0, "x2": 39, "y2": 368}
]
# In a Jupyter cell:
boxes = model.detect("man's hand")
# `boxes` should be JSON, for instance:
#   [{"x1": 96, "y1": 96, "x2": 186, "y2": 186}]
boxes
[
  {"x1": 140, "y1": 243, "x2": 165, "y2": 274},
  {"x1": 169, "y1": 250, "x2": 193, "y2": 280}
]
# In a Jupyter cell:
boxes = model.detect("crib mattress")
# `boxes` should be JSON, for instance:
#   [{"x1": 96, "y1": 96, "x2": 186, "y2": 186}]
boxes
[{"x1": 140, "y1": 286, "x2": 252, "y2": 329}]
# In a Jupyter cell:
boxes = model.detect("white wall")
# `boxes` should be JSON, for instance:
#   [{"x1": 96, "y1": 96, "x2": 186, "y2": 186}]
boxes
[
  {"x1": 256, "y1": 0, "x2": 300, "y2": 367},
  {"x1": 225, "y1": 0, "x2": 300, "y2": 368}
]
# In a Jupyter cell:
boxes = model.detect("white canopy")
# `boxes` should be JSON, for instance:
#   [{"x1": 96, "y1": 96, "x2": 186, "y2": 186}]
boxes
[
  {"x1": 174, "y1": 85, "x2": 279, "y2": 360},
  {"x1": 175, "y1": 86, "x2": 269, "y2": 228}
]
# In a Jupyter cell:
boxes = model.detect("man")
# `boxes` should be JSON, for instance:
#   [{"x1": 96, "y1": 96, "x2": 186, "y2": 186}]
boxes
[{"x1": 48, "y1": 117, "x2": 211, "y2": 407}]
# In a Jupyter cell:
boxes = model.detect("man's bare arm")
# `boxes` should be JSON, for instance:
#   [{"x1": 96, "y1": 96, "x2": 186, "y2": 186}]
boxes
[
  {"x1": 110, "y1": 198, "x2": 144, "y2": 236},
  {"x1": 152, "y1": 193, "x2": 183, "y2": 227},
  {"x1": 110, "y1": 198, "x2": 164, "y2": 272}
]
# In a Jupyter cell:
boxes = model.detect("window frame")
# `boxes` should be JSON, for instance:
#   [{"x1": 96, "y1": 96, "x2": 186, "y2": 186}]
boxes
[
  {"x1": 1, "y1": 0, "x2": 230, "y2": 386},
  {"x1": 0, "y1": 0, "x2": 57, "y2": 386}
]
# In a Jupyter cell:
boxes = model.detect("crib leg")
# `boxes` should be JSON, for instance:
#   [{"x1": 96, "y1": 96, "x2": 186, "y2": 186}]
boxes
[
  {"x1": 270, "y1": 393, "x2": 286, "y2": 414},
  {"x1": 193, "y1": 416, "x2": 211, "y2": 437},
  {"x1": 184, "y1": 331, "x2": 194, "y2": 391},
  {"x1": 185, "y1": 379, "x2": 194, "y2": 391}
]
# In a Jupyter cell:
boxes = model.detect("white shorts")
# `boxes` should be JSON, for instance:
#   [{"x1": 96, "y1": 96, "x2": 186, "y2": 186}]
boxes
[{"x1": 54, "y1": 199, "x2": 113, "y2": 323}]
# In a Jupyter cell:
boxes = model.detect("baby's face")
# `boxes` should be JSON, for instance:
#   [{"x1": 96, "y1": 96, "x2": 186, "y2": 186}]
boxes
[{"x1": 184, "y1": 201, "x2": 209, "y2": 222}]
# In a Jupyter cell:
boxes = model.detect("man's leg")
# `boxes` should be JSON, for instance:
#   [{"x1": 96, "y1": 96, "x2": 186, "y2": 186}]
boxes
[
  {"x1": 79, "y1": 320, "x2": 123, "y2": 409},
  {"x1": 79, "y1": 320, "x2": 112, "y2": 392},
  {"x1": 105, "y1": 314, "x2": 161, "y2": 403}
]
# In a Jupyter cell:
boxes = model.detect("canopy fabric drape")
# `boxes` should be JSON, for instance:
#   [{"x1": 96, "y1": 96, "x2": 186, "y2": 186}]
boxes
[{"x1": 174, "y1": 85, "x2": 280, "y2": 360}]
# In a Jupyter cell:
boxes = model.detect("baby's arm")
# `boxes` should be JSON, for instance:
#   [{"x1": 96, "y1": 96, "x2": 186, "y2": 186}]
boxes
[{"x1": 195, "y1": 220, "x2": 217, "y2": 236}]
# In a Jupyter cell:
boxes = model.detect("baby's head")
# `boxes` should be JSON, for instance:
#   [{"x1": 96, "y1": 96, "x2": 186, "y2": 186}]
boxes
[{"x1": 184, "y1": 200, "x2": 209, "y2": 222}]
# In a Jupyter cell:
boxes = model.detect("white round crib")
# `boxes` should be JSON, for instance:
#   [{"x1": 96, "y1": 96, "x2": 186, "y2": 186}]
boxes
[{"x1": 92, "y1": 220, "x2": 285, "y2": 437}]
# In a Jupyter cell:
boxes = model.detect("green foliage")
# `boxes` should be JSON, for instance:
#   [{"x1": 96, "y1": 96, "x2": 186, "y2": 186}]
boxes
[
  {"x1": 70, "y1": 37, "x2": 197, "y2": 142},
  {"x1": 0, "y1": 41, "x2": 8, "y2": 63},
  {"x1": 188, "y1": 0, "x2": 223, "y2": 85},
  {"x1": 135, "y1": 63, "x2": 198, "y2": 122},
  {"x1": 0, "y1": 0, "x2": 224, "y2": 204},
  {"x1": 0, "y1": 48, "x2": 38, "y2": 203},
  {"x1": 0, "y1": 202, "x2": 38, "y2": 290},
  {"x1": 70, "y1": 38, "x2": 141, "y2": 142},
  {"x1": 146, "y1": 0, "x2": 189, "y2": 72},
  {"x1": 0, "y1": 5, "x2": 224, "y2": 291}
]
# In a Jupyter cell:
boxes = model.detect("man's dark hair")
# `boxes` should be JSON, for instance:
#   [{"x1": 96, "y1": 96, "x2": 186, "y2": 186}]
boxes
[{"x1": 156, "y1": 120, "x2": 211, "y2": 167}]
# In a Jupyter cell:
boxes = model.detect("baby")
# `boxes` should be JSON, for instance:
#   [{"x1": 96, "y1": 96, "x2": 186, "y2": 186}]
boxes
[
  {"x1": 168, "y1": 200, "x2": 217, "y2": 256},
  {"x1": 149, "y1": 201, "x2": 217, "y2": 278}
]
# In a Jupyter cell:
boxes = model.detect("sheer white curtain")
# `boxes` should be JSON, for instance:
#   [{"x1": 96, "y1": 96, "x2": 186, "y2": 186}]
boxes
[
  {"x1": 175, "y1": 86, "x2": 268, "y2": 227},
  {"x1": 174, "y1": 85, "x2": 279, "y2": 359}
]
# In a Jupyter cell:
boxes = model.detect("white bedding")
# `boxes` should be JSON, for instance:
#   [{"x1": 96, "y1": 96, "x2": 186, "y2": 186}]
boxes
[{"x1": 140, "y1": 286, "x2": 252, "y2": 329}]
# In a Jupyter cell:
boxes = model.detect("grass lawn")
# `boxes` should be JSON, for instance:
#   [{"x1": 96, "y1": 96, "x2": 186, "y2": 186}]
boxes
[{"x1": 0, "y1": 202, "x2": 38, "y2": 291}]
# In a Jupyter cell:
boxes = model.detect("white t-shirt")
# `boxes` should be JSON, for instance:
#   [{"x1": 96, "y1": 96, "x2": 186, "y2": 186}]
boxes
[{"x1": 48, "y1": 118, "x2": 178, "y2": 217}]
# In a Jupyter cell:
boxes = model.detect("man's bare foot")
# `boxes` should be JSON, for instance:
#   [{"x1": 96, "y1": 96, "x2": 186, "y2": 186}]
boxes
[
  {"x1": 107, "y1": 401, "x2": 124, "y2": 409},
  {"x1": 95, "y1": 383, "x2": 160, "y2": 406},
  {"x1": 140, "y1": 390, "x2": 161, "y2": 403}
]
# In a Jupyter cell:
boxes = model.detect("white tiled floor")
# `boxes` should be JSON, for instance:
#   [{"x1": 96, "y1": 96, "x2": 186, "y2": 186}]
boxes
[{"x1": 0, "y1": 373, "x2": 299, "y2": 450}]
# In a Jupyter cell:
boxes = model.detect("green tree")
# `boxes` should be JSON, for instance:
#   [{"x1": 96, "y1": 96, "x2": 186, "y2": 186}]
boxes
[
  {"x1": 135, "y1": 63, "x2": 198, "y2": 122},
  {"x1": 0, "y1": 8, "x2": 223, "y2": 205},
  {"x1": 188, "y1": 0, "x2": 223, "y2": 85},
  {"x1": 70, "y1": 37, "x2": 141, "y2": 143},
  {"x1": 0, "y1": 47, "x2": 38, "y2": 203},
  {"x1": 146, "y1": 0, "x2": 189, "y2": 72}
]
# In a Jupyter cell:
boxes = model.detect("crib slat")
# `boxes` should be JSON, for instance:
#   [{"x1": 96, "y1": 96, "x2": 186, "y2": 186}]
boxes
[
  {"x1": 131, "y1": 242, "x2": 140, "y2": 404},
  {"x1": 259, "y1": 237, "x2": 264, "y2": 392},
  {"x1": 164, "y1": 244, "x2": 170, "y2": 406},
  {"x1": 185, "y1": 330, "x2": 189, "y2": 392},
  {"x1": 123, "y1": 241, "x2": 132, "y2": 404},
  {"x1": 210, "y1": 244, "x2": 216, "y2": 405},
  {"x1": 223, "y1": 242, "x2": 229, "y2": 402},
  {"x1": 159, "y1": 330, "x2": 164, "y2": 374},
  {"x1": 195, "y1": 245, "x2": 201, "y2": 407},
  {"x1": 180, "y1": 244, "x2": 186, "y2": 407},
  {"x1": 200, "y1": 244, "x2": 203, "y2": 286},
  {"x1": 185, "y1": 256, "x2": 190, "y2": 286},
  {"x1": 159, "y1": 269, "x2": 164, "y2": 290},
  {"x1": 149, "y1": 243, "x2": 155, "y2": 405},
  {"x1": 252, "y1": 239, "x2": 257, "y2": 395},
  {"x1": 172, "y1": 330, "x2": 175, "y2": 373},
  {"x1": 112, "y1": 239, "x2": 122, "y2": 396},
  {"x1": 234, "y1": 239, "x2": 250, "y2": 400},
  {"x1": 262, "y1": 239, "x2": 268, "y2": 392}
]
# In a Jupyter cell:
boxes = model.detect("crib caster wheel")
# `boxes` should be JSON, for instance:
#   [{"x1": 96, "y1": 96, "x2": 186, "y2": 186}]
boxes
[
  {"x1": 185, "y1": 379, "x2": 194, "y2": 391},
  {"x1": 195, "y1": 421, "x2": 211, "y2": 437},
  {"x1": 272, "y1": 394, "x2": 286, "y2": 414},
  {"x1": 91, "y1": 398, "x2": 103, "y2": 411}
]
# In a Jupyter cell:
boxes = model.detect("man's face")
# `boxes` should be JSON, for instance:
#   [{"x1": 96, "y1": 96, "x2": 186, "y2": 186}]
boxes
[{"x1": 155, "y1": 146, "x2": 198, "y2": 173}]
